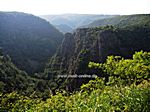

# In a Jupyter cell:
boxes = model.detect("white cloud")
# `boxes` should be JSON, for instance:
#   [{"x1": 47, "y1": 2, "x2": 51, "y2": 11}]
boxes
[{"x1": 0, "y1": 0, "x2": 149, "y2": 15}]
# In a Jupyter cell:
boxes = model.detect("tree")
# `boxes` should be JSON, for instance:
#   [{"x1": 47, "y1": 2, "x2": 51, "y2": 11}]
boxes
[{"x1": 89, "y1": 51, "x2": 150, "y2": 84}]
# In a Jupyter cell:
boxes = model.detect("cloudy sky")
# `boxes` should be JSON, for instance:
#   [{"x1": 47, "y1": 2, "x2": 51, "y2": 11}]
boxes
[{"x1": 0, "y1": 0, "x2": 149, "y2": 15}]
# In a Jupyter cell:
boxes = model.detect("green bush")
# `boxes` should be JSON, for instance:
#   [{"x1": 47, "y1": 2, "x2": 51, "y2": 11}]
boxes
[{"x1": 0, "y1": 51, "x2": 149, "y2": 111}]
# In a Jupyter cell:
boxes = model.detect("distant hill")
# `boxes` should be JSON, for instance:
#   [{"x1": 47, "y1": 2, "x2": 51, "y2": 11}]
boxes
[
  {"x1": 0, "y1": 11, "x2": 64, "y2": 74},
  {"x1": 55, "y1": 24, "x2": 73, "y2": 33},
  {"x1": 40, "y1": 14, "x2": 117, "y2": 33},
  {"x1": 86, "y1": 14, "x2": 150, "y2": 28}
]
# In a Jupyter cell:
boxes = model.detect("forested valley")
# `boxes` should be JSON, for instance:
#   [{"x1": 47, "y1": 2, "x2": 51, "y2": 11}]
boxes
[{"x1": 0, "y1": 12, "x2": 150, "y2": 111}]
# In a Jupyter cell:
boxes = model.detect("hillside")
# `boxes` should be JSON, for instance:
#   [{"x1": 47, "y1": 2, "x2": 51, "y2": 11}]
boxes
[
  {"x1": 45, "y1": 15, "x2": 150, "y2": 90},
  {"x1": 40, "y1": 14, "x2": 116, "y2": 33},
  {"x1": 86, "y1": 14, "x2": 150, "y2": 28},
  {"x1": 0, "y1": 49, "x2": 55, "y2": 98},
  {"x1": 0, "y1": 12, "x2": 64, "y2": 74},
  {"x1": 0, "y1": 49, "x2": 30, "y2": 92}
]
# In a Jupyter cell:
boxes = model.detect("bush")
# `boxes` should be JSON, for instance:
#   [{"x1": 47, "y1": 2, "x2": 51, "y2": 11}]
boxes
[{"x1": 0, "y1": 51, "x2": 149, "y2": 111}]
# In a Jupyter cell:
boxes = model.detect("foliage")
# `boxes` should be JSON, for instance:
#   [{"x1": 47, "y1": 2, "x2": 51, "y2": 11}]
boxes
[
  {"x1": 0, "y1": 80, "x2": 149, "y2": 112},
  {"x1": 89, "y1": 51, "x2": 150, "y2": 84},
  {"x1": 0, "y1": 51, "x2": 149, "y2": 111}
]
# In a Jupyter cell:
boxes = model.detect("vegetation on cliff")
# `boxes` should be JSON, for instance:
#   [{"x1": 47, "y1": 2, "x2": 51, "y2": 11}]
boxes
[
  {"x1": 45, "y1": 25, "x2": 150, "y2": 90},
  {"x1": 1, "y1": 51, "x2": 149, "y2": 111},
  {"x1": 0, "y1": 13, "x2": 150, "y2": 111}
]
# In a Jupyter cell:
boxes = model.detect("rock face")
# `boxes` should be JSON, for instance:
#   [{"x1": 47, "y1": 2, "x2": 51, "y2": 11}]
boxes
[
  {"x1": 46, "y1": 26, "x2": 150, "y2": 90},
  {"x1": 46, "y1": 33, "x2": 75, "y2": 77}
]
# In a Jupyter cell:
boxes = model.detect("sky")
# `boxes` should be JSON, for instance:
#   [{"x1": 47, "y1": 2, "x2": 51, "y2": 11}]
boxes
[{"x1": 0, "y1": 0, "x2": 149, "y2": 15}]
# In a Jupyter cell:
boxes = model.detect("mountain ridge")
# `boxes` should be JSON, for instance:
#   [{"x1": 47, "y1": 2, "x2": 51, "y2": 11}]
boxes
[
  {"x1": 85, "y1": 14, "x2": 150, "y2": 28},
  {"x1": 40, "y1": 14, "x2": 117, "y2": 33}
]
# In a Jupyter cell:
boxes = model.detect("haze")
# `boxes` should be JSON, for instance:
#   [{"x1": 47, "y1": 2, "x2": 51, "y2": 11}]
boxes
[{"x1": 0, "y1": 0, "x2": 149, "y2": 15}]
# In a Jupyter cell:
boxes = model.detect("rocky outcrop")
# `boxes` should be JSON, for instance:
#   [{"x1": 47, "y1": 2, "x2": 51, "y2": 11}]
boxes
[
  {"x1": 46, "y1": 33, "x2": 75, "y2": 77},
  {"x1": 46, "y1": 26, "x2": 150, "y2": 90}
]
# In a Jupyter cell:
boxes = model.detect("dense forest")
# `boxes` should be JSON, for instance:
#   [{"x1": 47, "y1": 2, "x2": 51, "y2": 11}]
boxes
[
  {"x1": 0, "y1": 12, "x2": 150, "y2": 111},
  {"x1": 0, "y1": 12, "x2": 63, "y2": 74}
]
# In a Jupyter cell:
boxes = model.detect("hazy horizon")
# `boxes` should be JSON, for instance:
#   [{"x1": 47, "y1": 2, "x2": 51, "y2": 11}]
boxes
[{"x1": 0, "y1": 0, "x2": 150, "y2": 15}]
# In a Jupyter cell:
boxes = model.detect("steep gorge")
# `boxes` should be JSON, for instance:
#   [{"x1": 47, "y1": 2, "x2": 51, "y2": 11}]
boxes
[{"x1": 45, "y1": 26, "x2": 150, "y2": 90}]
